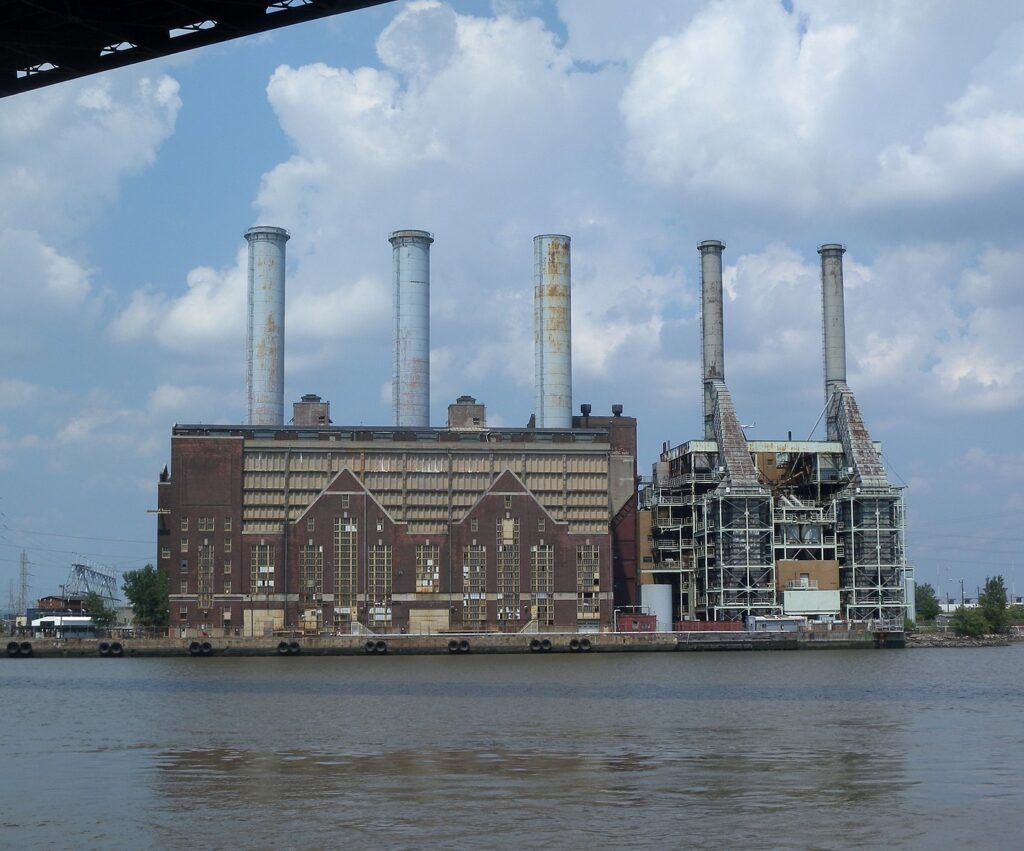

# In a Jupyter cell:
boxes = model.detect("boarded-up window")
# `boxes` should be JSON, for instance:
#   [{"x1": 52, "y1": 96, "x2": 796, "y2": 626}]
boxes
[
  {"x1": 416, "y1": 544, "x2": 440, "y2": 593},
  {"x1": 334, "y1": 517, "x2": 358, "y2": 614},
  {"x1": 198, "y1": 544, "x2": 214, "y2": 608},
  {"x1": 496, "y1": 518, "x2": 520, "y2": 621},
  {"x1": 463, "y1": 545, "x2": 487, "y2": 624},
  {"x1": 576, "y1": 544, "x2": 600, "y2": 620},
  {"x1": 368, "y1": 545, "x2": 392, "y2": 626},
  {"x1": 250, "y1": 543, "x2": 275, "y2": 594},
  {"x1": 531, "y1": 545, "x2": 554, "y2": 625},
  {"x1": 300, "y1": 545, "x2": 323, "y2": 607}
]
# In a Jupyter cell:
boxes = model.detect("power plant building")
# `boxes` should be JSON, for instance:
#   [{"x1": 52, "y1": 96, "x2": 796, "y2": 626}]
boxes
[
  {"x1": 157, "y1": 225, "x2": 907, "y2": 636},
  {"x1": 159, "y1": 229, "x2": 639, "y2": 636},
  {"x1": 640, "y1": 241, "x2": 909, "y2": 626}
]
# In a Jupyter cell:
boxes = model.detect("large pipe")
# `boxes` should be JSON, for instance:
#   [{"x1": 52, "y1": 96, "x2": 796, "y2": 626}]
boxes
[
  {"x1": 534, "y1": 234, "x2": 572, "y2": 429},
  {"x1": 390, "y1": 229, "x2": 433, "y2": 427},
  {"x1": 245, "y1": 226, "x2": 289, "y2": 426},
  {"x1": 818, "y1": 243, "x2": 847, "y2": 440},
  {"x1": 698, "y1": 239, "x2": 726, "y2": 440}
]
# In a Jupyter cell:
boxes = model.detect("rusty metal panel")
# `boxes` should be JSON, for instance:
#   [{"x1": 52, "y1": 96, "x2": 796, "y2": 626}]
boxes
[
  {"x1": 534, "y1": 234, "x2": 572, "y2": 429},
  {"x1": 390, "y1": 230, "x2": 433, "y2": 428},
  {"x1": 245, "y1": 226, "x2": 289, "y2": 426}
]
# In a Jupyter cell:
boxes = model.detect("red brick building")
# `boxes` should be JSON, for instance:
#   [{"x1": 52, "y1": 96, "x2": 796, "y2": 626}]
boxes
[{"x1": 158, "y1": 396, "x2": 638, "y2": 636}]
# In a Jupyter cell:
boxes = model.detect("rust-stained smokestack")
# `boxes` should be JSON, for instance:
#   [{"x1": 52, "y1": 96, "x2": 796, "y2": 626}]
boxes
[{"x1": 534, "y1": 234, "x2": 572, "y2": 429}]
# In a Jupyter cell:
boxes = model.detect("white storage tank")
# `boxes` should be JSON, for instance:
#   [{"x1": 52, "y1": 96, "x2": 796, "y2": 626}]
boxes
[{"x1": 640, "y1": 584, "x2": 673, "y2": 632}]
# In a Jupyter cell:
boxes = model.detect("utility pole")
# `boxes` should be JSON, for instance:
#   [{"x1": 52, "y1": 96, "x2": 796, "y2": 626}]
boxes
[{"x1": 18, "y1": 550, "x2": 30, "y2": 615}]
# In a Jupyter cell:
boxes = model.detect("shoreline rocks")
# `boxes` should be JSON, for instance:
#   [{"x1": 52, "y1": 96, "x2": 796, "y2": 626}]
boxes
[{"x1": 907, "y1": 632, "x2": 1013, "y2": 648}]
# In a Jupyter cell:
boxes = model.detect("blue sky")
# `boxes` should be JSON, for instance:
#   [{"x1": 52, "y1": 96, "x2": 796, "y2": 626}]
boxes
[{"x1": 2, "y1": 0, "x2": 1023, "y2": 603}]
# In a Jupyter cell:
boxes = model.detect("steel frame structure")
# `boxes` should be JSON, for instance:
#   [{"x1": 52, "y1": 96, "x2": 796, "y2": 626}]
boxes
[{"x1": 1, "y1": 0, "x2": 394, "y2": 98}]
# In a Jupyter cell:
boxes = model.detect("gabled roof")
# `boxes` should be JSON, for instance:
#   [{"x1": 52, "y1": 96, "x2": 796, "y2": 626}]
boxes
[
  {"x1": 292, "y1": 467, "x2": 399, "y2": 526},
  {"x1": 462, "y1": 468, "x2": 566, "y2": 527}
]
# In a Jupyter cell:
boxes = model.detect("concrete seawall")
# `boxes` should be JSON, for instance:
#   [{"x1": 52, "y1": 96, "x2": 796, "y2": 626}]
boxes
[{"x1": 5, "y1": 630, "x2": 899, "y2": 659}]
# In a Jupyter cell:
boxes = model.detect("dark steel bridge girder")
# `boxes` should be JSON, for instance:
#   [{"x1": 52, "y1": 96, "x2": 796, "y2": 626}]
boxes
[{"x1": 0, "y1": 0, "x2": 395, "y2": 98}]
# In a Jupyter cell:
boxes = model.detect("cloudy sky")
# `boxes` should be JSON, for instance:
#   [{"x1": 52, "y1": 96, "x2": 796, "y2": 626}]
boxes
[{"x1": 1, "y1": 0, "x2": 1022, "y2": 603}]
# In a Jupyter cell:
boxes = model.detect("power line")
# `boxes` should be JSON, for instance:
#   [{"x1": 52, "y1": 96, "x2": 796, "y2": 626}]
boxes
[
  {"x1": 0, "y1": 526, "x2": 152, "y2": 545},
  {"x1": 0, "y1": 541, "x2": 150, "y2": 560}
]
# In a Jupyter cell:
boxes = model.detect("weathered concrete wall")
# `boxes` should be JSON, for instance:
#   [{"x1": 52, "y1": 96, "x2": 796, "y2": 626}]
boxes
[{"x1": 4, "y1": 630, "x2": 894, "y2": 659}]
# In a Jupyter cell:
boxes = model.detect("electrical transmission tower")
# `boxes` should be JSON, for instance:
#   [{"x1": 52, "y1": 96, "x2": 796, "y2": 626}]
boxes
[
  {"x1": 64, "y1": 563, "x2": 120, "y2": 605},
  {"x1": 18, "y1": 550, "x2": 31, "y2": 614}
]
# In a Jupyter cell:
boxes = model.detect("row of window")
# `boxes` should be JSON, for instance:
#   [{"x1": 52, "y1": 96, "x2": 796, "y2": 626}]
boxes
[{"x1": 180, "y1": 516, "x2": 233, "y2": 532}]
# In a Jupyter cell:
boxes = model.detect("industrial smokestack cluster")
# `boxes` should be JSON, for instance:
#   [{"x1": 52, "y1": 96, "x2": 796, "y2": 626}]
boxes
[
  {"x1": 696, "y1": 237, "x2": 861, "y2": 445},
  {"x1": 390, "y1": 230, "x2": 434, "y2": 428},
  {"x1": 698, "y1": 240, "x2": 726, "y2": 441},
  {"x1": 245, "y1": 226, "x2": 289, "y2": 426},
  {"x1": 243, "y1": 225, "x2": 578, "y2": 431},
  {"x1": 534, "y1": 234, "x2": 573, "y2": 429}
]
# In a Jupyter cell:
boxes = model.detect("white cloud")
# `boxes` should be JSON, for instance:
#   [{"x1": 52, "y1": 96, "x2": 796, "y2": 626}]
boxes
[
  {"x1": 0, "y1": 378, "x2": 41, "y2": 410},
  {"x1": 0, "y1": 73, "x2": 181, "y2": 234},
  {"x1": 620, "y1": 1, "x2": 1024, "y2": 223}
]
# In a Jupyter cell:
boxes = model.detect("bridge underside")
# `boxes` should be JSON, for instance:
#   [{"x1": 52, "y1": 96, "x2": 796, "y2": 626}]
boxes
[{"x1": 0, "y1": 0, "x2": 394, "y2": 98}]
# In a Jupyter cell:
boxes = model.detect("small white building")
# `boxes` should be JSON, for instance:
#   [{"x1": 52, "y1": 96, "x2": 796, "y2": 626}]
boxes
[{"x1": 31, "y1": 615, "x2": 96, "y2": 638}]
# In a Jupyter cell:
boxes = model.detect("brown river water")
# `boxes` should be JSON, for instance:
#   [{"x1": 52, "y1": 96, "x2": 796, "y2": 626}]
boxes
[{"x1": 3, "y1": 646, "x2": 1023, "y2": 849}]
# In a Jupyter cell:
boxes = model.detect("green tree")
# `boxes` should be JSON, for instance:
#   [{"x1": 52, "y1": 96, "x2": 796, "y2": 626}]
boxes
[
  {"x1": 122, "y1": 565, "x2": 169, "y2": 628},
  {"x1": 915, "y1": 582, "x2": 941, "y2": 622},
  {"x1": 950, "y1": 606, "x2": 990, "y2": 638},
  {"x1": 82, "y1": 591, "x2": 117, "y2": 626},
  {"x1": 978, "y1": 575, "x2": 1010, "y2": 634},
  {"x1": 1007, "y1": 604, "x2": 1024, "y2": 624}
]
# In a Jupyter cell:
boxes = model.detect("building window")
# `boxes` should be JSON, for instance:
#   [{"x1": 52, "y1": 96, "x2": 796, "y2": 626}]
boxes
[
  {"x1": 198, "y1": 516, "x2": 215, "y2": 532},
  {"x1": 223, "y1": 581, "x2": 232, "y2": 595},
  {"x1": 224, "y1": 538, "x2": 232, "y2": 554},
  {"x1": 416, "y1": 544, "x2": 440, "y2": 593},
  {"x1": 576, "y1": 544, "x2": 601, "y2": 620},
  {"x1": 342, "y1": 495, "x2": 350, "y2": 509},
  {"x1": 179, "y1": 559, "x2": 188, "y2": 573},
  {"x1": 161, "y1": 547, "x2": 170, "y2": 560},
  {"x1": 463, "y1": 545, "x2": 487, "y2": 625},
  {"x1": 504, "y1": 495, "x2": 512, "y2": 509},
  {"x1": 224, "y1": 559, "x2": 232, "y2": 574},
  {"x1": 531, "y1": 545, "x2": 554, "y2": 625},
  {"x1": 368, "y1": 545, "x2": 392, "y2": 627},
  {"x1": 250, "y1": 543, "x2": 275, "y2": 594},
  {"x1": 299, "y1": 545, "x2": 324, "y2": 608},
  {"x1": 198, "y1": 544, "x2": 214, "y2": 608},
  {"x1": 180, "y1": 517, "x2": 189, "y2": 532},
  {"x1": 180, "y1": 580, "x2": 188, "y2": 594},
  {"x1": 496, "y1": 517, "x2": 520, "y2": 620},
  {"x1": 537, "y1": 519, "x2": 545, "y2": 532},
  {"x1": 305, "y1": 517, "x2": 315, "y2": 533},
  {"x1": 179, "y1": 607, "x2": 188, "y2": 620},
  {"x1": 334, "y1": 517, "x2": 358, "y2": 615},
  {"x1": 180, "y1": 538, "x2": 188, "y2": 552},
  {"x1": 223, "y1": 517, "x2": 232, "y2": 532}
]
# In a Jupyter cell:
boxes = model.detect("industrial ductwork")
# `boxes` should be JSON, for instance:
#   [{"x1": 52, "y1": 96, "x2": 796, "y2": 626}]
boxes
[
  {"x1": 245, "y1": 226, "x2": 289, "y2": 426},
  {"x1": 390, "y1": 230, "x2": 433, "y2": 428},
  {"x1": 534, "y1": 234, "x2": 572, "y2": 429}
]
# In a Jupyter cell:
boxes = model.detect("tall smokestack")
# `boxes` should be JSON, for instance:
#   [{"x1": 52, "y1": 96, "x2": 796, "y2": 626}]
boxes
[
  {"x1": 245, "y1": 226, "x2": 289, "y2": 426},
  {"x1": 390, "y1": 229, "x2": 433, "y2": 427},
  {"x1": 698, "y1": 240, "x2": 726, "y2": 440},
  {"x1": 818, "y1": 243, "x2": 847, "y2": 441},
  {"x1": 534, "y1": 234, "x2": 572, "y2": 429}
]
